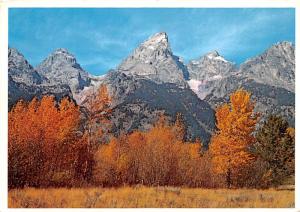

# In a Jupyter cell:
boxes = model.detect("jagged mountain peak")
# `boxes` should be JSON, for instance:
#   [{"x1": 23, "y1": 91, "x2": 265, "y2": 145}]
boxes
[
  {"x1": 240, "y1": 41, "x2": 294, "y2": 92},
  {"x1": 186, "y1": 40, "x2": 294, "y2": 128},
  {"x1": 205, "y1": 50, "x2": 220, "y2": 58},
  {"x1": 243, "y1": 41, "x2": 294, "y2": 64},
  {"x1": 8, "y1": 47, "x2": 33, "y2": 69},
  {"x1": 265, "y1": 41, "x2": 294, "y2": 61},
  {"x1": 148, "y1": 31, "x2": 168, "y2": 41},
  {"x1": 190, "y1": 50, "x2": 232, "y2": 66},
  {"x1": 141, "y1": 32, "x2": 169, "y2": 49},
  {"x1": 53, "y1": 47, "x2": 72, "y2": 54},
  {"x1": 35, "y1": 48, "x2": 91, "y2": 94},
  {"x1": 9, "y1": 47, "x2": 25, "y2": 58},
  {"x1": 129, "y1": 31, "x2": 172, "y2": 60},
  {"x1": 204, "y1": 50, "x2": 230, "y2": 63},
  {"x1": 8, "y1": 47, "x2": 44, "y2": 85},
  {"x1": 117, "y1": 32, "x2": 187, "y2": 86},
  {"x1": 188, "y1": 50, "x2": 236, "y2": 83},
  {"x1": 272, "y1": 41, "x2": 293, "y2": 49},
  {"x1": 52, "y1": 48, "x2": 76, "y2": 59},
  {"x1": 37, "y1": 48, "x2": 78, "y2": 70},
  {"x1": 187, "y1": 50, "x2": 237, "y2": 99}
]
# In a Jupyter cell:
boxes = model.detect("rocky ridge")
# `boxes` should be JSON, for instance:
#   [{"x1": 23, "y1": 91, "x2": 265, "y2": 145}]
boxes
[
  {"x1": 8, "y1": 32, "x2": 295, "y2": 142},
  {"x1": 186, "y1": 41, "x2": 295, "y2": 126},
  {"x1": 8, "y1": 48, "x2": 72, "y2": 108}
]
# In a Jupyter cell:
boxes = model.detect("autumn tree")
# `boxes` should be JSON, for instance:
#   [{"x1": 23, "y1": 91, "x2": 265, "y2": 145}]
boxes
[
  {"x1": 209, "y1": 89, "x2": 259, "y2": 188},
  {"x1": 82, "y1": 84, "x2": 112, "y2": 181},
  {"x1": 8, "y1": 96, "x2": 82, "y2": 188},
  {"x1": 93, "y1": 114, "x2": 210, "y2": 187},
  {"x1": 254, "y1": 115, "x2": 295, "y2": 186}
]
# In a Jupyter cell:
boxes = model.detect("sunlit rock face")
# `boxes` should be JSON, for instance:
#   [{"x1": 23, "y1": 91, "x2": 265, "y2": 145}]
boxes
[
  {"x1": 36, "y1": 48, "x2": 91, "y2": 94},
  {"x1": 8, "y1": 48, "x2": 72, "y2": 108},
  {"x1": 240, "y1": 41, "x2": 295, "y2": 92},
  {"x1": 187, "y1": 50, "x2": 237, "y2": 100},
  {"x1": 187, "y1": 42, "x2": 295, "y2": 127},
  {"x1": 9, "y1": 47, "x2": 44, "y2": 85},
  {"x1": 118, "y1": 32, "x2": 188, "y2": 87}
]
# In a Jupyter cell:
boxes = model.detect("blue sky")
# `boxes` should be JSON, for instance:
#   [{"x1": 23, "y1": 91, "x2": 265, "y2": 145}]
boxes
[{"x1": 9, "y1": 8, "x2": 295, "y2": 75}]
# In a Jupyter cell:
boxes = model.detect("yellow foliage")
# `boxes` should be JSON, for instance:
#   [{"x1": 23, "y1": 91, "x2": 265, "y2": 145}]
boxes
[
  {"x1": 209, "y1": 89, "x2": 259, "y2": 187},
  {"x1": 286, "y1": 127, "x2": 295, "y2": 138}
]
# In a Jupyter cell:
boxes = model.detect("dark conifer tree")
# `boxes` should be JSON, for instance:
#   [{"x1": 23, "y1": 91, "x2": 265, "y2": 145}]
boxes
[{"x1": 255, "y1": 115, "x2": 295, "y2": 186}]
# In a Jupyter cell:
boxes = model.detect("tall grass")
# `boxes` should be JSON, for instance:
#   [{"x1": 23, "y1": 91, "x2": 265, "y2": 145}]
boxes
[{"x1": 8, "y1": 186, "x2": 294, "y2": 208}]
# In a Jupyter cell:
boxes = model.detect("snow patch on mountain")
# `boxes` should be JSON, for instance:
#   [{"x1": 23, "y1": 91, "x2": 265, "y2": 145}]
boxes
[
  {"x1": 188, "y1": 75, "x2": 223, "y2": 100},
  {"x1": 188, "y1": 79, "x2": 202, "y2": 90}
]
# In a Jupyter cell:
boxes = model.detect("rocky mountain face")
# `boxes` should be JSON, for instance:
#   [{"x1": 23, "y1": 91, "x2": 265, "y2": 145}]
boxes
[
  {"x1": 8, "y1": 78, "x2": 72, "y2": 109},
  {"x1": 187, "y1": 41, "x2": 295, "y2": 126},
  {"x1": 8, "y1": 48, "x2": 44, "y2": 85},
  {"x1": 118, "y1": 32, "x2": 188, "y2": 87},
  {"x1": 240, "y1": 41, "x2": 295, "y2": 92},
  {"x1": 187, "y1": 51, "x2": 237, "y2": 99},
  {"x1": 8, "y1": 33, "x2": 295, "y2": 143},
  {"x1": 103, "y1": 71, "x2": 215, "y2": 144},
  {"x1": 36, "y1": 48, "x2": 91, "y2": 94},
  {"x1": 78, "y1": 33, "x2": 215, "y2": 143},
  {"x1": 8, "y1": 48, "x2": 72, "y2": 108},
  {"x1": 188, "y1": 50, "x2": 236, "y2": 81},
  {"x1": 204, "y1": 76, "x2": 295, "y2": 125}
]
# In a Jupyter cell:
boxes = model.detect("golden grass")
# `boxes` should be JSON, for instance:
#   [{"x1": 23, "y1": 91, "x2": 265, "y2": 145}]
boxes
[{"x1": 8, "y1": 186, "x2": 294, "y2": 208}]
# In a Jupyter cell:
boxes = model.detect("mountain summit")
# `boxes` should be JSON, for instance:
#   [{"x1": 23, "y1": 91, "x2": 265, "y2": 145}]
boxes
[
  {"x1": 8, "y1": 47, "x2": 44, "y2": 85},
  {"x1": 188, "y1": 42, "x2": 295, "y2": 127},
  {"x1": 8, "y1": 48, "x2": 72, "y2": 107},
  {"x1": 188, "y1": 51, "x2": 236, "y2": 82},
  {"x1": 118, "y1": 32, "x2": 188, "y2": 86},
  {"x1": 38, "y1": 48, "x2": 78, "y2": 68},
  {"x1": 240, "y1": 41, "x2": 295, "y2": 92},
  {"x1": 140, "y1": 32, "x2": 170, "y2": 51},
  {"x1": 36, "y1": 48, "x2": 91, "y2": 94}
]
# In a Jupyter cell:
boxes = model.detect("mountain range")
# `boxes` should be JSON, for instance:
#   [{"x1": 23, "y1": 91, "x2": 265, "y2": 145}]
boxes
[{"x1": 8, "y1": 32, "x2": 295, "y2": 144}]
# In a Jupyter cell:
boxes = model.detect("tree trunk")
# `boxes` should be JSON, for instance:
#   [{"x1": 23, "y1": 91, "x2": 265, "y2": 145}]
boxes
[{"x1": 226, "y1": 168, "x2": 231, "y2": 188}]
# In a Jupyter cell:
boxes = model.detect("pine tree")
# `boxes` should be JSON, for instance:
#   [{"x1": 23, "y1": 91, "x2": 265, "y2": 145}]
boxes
[{"x1": 255, "y1": 115, "x2": 295, "y2": 186}]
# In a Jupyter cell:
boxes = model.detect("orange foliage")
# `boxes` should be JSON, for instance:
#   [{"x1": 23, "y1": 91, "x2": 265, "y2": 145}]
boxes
[
  {"x1": 82, "y1": 84, "x2": 112, "y2": 181},
  {"x1": 209, "y1": 89, "x2": 259, "y2": 188},
  {"x1": 8, "y1": 96, "x2": 82, "y2": 188},
  {"x1": 85, "y1": 84, "x2": 112, "y2": 144},
  {"x1": 9, "y1": 88, "x2": 269, "y2": 189},
  {"x1": 93, "y1": 115, "x2": 214, "y2": 187}
]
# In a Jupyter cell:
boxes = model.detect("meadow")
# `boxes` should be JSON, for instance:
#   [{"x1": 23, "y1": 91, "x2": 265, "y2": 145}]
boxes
[{"x1": 8, "y1": 186, "x2": 294, "y2": 208}]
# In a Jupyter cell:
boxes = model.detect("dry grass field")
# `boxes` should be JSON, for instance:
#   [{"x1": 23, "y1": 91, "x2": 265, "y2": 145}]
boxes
[{"x1": 8, "y1": 186, "x2": 294, "y2": 208}]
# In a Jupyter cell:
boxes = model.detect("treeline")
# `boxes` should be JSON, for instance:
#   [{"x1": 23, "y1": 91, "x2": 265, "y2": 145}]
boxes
[{"x1": 8, "y1": 86, "x2": 294, "y2": 189}]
